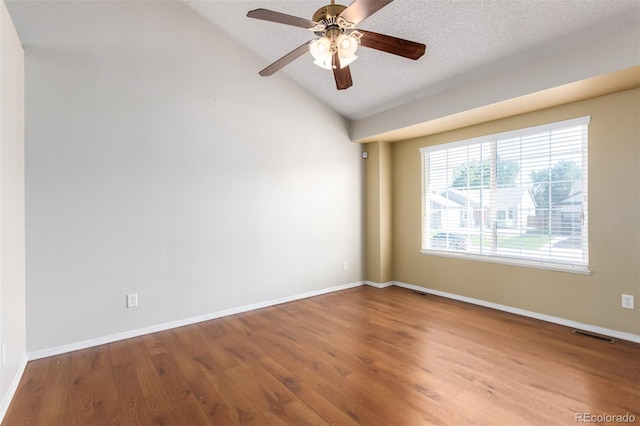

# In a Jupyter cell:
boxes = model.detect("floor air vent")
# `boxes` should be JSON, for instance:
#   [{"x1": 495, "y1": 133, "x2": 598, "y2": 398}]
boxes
[{"x1": 571, "y1": 329, "x2": 615, "y2": 344}]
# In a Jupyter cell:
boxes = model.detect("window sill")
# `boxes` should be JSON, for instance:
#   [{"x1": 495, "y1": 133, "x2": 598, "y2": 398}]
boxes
[{"x1": 420, "y1": 250, "x2": 591, "y2": 275}]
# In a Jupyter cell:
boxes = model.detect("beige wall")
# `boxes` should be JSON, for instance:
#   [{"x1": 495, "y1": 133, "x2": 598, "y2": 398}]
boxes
[
  {"x1": 365, "y1": 142, "x2": 393, "y2": 284},
  {"x1": 387, "y1": 89, "x2": 639, "y2": 335}
]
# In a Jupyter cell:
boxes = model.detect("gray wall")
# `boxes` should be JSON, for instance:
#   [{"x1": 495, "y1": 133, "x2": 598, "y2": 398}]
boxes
[
  {"x1": 8, "y1": 1, "x2": 364, "y2": 353},
  {"x1": 0, "y1": 0, "x2": 26, "y2": 412}
]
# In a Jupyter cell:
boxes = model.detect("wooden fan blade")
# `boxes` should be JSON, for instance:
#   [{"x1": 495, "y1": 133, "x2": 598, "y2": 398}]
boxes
[
  {"x1": 359, "y1": 30, "x2": 426, "y2": 60},
  {"x1": 247, "y1": 8, "x2": 317, "y2": 29},
  {"x1": 332, "y1": 53, "x2": 353, "y2": 90},
  {"x1": 259, "y1": 41, "x2": 312, "y2": 76},
  {"x1": 339, "y1": 0, "x2": 393, "y2": 25}
]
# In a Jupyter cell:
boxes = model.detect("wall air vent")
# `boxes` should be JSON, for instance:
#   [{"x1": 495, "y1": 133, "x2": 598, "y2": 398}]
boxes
[{"x1": 571, "y1": 329, "x2": 615, "y2": 344}]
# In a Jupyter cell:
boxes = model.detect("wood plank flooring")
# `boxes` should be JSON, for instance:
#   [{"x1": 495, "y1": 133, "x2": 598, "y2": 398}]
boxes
[{"x1": 4, "y1": 286, "x2": 639, "y2": 425}]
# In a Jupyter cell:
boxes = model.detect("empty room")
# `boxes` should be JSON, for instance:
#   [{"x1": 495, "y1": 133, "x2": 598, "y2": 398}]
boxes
[{"x1": 1, "y1": 0, "x2": 639, "y2": 424}]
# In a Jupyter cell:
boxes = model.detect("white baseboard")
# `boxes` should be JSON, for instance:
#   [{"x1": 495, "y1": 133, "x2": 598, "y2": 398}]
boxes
[
  {"x1": 27, "y1": 280, "x2": 365, "y2": 360},
  {"x1": 392, "y1": 281, "x2": 640, "y2": 344},
  {"x1": 27, "y1": 278, "x2": 640, "y2": 360},
  {"x1": 0, "y1": 355, "x2": 28, "y2": 423},
  {"x1": 364, "y1": 281, "x2": 394, "y2": 288}
]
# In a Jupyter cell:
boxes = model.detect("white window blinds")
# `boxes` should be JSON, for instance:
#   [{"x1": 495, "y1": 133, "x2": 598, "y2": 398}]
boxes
[{"x1": 420, "y1": 116, "x2": 590, "y2": 273}]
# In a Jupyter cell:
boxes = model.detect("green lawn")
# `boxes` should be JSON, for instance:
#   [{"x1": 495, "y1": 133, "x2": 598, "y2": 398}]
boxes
[
  {"x1": 470, "y1": 234, "x2": 551, "y2": 250},
  {"x1": 431, "y1": 231, "x2": 553, "y2": 251}
]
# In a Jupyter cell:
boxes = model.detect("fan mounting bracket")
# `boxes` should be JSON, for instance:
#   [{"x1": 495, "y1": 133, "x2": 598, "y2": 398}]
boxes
[
  {"x1": 309, "y1": 3, "x2": 355, "y2": 35},
  {"x1": 311, "y1": 4, "x2": 346, "y2": 23}
]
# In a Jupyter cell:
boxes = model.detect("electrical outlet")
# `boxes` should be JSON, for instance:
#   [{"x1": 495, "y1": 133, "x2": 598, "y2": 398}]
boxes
[
  {"x1": 127, "y1": 293, "x2": 138, "y2": 308},
  {"x1": 1, "y1": 342, "x2": 6, "y2": 367},
  {"x1": 621, "y1": 294, "x2": 634, "y2": 309},
  {"x1": 343, "y1": 261, "x2": 348, "y2": 271}
]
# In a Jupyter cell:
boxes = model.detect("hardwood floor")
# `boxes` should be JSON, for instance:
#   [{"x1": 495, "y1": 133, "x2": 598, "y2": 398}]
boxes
[{"x1": 4, "y1": 286, "x2": 639, "y2": 425}]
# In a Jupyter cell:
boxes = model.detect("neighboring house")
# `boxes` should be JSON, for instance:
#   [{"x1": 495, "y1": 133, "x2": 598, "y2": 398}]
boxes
[
  {"x1": 430, "y1": 193, "x2": 464, "y2": 229},
  {"x1": 441, "y1": 187, "x2": 536, "y2": 229},
  {"x1": 552, "y1": 189, "x2": 583, "y2": 235}
]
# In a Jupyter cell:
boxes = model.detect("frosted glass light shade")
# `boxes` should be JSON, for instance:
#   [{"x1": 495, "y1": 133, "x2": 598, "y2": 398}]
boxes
[
  {"x1": 310, "y1": 38, "x2": 331, "y2": 61},
  {"x1": 313, "y1": 57, "x2": 334, "y2": 70},
  {"x1": 337, "y1": 34, "x2": 358, "y2": 59},
  {"x1": 338, "y1": 54, "x2": 357, "y2": 69},
  {"x1": 310, "y1": 34, "x2": 359, "y2": 70}
]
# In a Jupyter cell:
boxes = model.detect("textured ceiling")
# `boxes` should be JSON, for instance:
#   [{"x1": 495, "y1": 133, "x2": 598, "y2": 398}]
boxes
[{"x1": 185, "y1": 0, "x2": 640, "y2": 120}]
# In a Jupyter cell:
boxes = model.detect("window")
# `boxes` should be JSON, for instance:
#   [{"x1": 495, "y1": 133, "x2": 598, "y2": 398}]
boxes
[{"x1": 421, "y1": 116, "x2": 589, "y2": 273}]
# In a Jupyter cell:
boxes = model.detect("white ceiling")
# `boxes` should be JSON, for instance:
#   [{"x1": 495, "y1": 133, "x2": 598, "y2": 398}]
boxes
[{"x1": 184, "y1": 0, "x2": 640, "y2": 121}]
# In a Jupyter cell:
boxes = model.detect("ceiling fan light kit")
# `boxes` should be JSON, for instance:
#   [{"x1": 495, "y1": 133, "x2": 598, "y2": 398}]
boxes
[
  {"x1": 310, "y1": 31, "x2": 361, "y2": 70},
  {"x1": 247, "y1": 0, "x2": 426, "y2": 90}
]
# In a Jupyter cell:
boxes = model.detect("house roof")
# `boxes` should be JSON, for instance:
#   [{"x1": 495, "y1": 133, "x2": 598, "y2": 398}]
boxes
[
  {"x1": 443, "y1": 187, "x2": 535, "y2": 209},
  {"x1": 430, "y1": 193, "x2": 464, "y2": 209},
  {"x1": 556, "y1": 191, "x2": 583, "y2": 206}
]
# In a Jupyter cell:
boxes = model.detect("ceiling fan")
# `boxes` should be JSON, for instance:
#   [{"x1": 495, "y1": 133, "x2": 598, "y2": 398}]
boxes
[{"x1": 247, "y1": 0, "x2": 426, "y2": 90}]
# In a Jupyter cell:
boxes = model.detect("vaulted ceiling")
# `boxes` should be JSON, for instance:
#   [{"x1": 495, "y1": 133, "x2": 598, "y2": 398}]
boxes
[
  {"x1": 6, "y1": 0, "x2": 640, "y2": 142},
  {"x1": 185, "y1": 0, "x2": 640, "y2": 124}
]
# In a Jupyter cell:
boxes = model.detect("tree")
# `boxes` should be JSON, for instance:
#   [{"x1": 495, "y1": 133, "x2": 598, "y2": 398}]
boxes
[
  {"x1": 530, "y1": 160, "x2": 582, "y2": 209},
  {"x1": 451, "y1": 157, "x2": 520, "y2": 188}
]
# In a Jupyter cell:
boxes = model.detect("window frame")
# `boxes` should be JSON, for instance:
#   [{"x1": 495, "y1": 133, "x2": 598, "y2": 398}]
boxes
[{"x1": 420, "y1": 116, "x2": 590, "y2": 274}]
